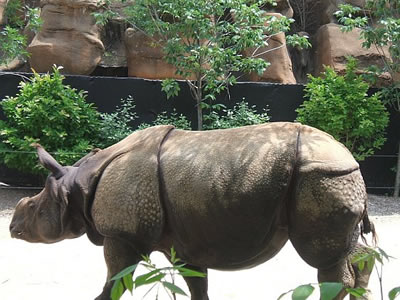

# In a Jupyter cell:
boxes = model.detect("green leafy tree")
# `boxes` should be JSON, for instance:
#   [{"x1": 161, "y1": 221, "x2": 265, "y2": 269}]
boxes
[
  {"x1": 95, "y1": 0, "x2": 310, "y2": 130},
  {"x1": 0, "y1": 0, "x2": 42, "y2": 65},
  {"x1": 0, "y1": 66, "x2": 101, "y2": 175},
  {"x1": 296, "y1": 58, "x2": 389, "y2": 161},
  {"x1": 334, "y1": 0, "x2": 400, "y2": 197}
]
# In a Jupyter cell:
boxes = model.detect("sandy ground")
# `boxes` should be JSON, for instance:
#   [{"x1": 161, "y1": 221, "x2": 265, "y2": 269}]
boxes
[{"x1": 1, "y1": 189, "x2": 399, "y2": 300}]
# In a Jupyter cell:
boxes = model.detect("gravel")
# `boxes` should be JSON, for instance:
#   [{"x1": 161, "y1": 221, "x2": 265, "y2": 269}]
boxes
[{"x1": 368, "y1": 194, "x2": 400, "y2": 216}]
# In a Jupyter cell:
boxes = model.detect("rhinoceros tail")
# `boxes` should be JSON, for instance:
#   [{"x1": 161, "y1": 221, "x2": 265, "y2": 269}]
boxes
[{"x1": 360, "y1": 212, "x2": 377, "y2": 246}]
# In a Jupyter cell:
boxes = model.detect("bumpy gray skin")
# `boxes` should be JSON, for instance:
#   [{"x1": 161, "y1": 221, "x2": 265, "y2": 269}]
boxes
[{"x1": 9, "y1": 123, "x2": 375, "y2": 300}]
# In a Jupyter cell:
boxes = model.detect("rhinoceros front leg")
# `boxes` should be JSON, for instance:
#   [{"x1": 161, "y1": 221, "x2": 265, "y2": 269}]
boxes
[{"x1": 95, "y1": 237, "x2": 145, "y2": 300}]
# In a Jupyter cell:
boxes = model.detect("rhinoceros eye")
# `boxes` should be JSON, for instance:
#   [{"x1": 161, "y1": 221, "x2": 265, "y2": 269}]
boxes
[{"x1": 28, "y1": 201, "x2": 36, "y2": 209}]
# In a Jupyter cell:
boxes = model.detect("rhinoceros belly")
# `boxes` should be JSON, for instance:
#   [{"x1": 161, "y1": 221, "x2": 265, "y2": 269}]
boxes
[{"x1": 159, "y1": 123, "x2": 298, "y2": 269}]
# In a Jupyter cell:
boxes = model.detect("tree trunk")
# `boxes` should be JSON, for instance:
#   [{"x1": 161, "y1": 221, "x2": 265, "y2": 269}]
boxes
[
  {"x1": 394, "y1": 142, "x2": 400, "y2": 198},
  {"x1": 197, "y1": 100, "x2": 203, "y2": 131},
  {"x1": 195, "y1": 74, "x2": 203, "y2": 131}
]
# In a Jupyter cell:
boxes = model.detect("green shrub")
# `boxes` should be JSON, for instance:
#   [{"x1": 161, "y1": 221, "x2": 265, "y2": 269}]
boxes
[
  {"x1": 138, "y1": 110, "x2": 192, "y2": 131},
  {"x1": 296, "y1": 58, "x2": 389, "y2": 161},
  {"x1": 203, "y1": 101, "x2": 269, "y2": 130},
  {"x1": 0, "y1": 66, "x2": 101, "y2": 174},
  {"x1": 98, "y1": 95, "x2": 138, "y2": 149}
]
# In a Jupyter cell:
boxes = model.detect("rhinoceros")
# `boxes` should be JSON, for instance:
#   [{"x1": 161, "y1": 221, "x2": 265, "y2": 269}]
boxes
[{"x1": 9, "y1": 122, "x2": 376, "y2": 300}]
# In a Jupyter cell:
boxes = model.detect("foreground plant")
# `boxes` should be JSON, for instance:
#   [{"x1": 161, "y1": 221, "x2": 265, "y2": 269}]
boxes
[
  {"x1": 111, "y1": 248, "x2": 205, "y2": 300},
  {"x1": 279, "y1": 247, "x2": 400, "y2": 300}
]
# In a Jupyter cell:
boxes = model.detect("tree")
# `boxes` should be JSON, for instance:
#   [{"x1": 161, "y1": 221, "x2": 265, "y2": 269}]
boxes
[
  {"x1": 335, "y1": 0, "x2": 400, "y2": 197},
  {"x1": 95, "y1": 0, "x2": 310, "y2": 130},
  {"x1": 0, "y1": 0, "x2": 42, "y2": 66}
]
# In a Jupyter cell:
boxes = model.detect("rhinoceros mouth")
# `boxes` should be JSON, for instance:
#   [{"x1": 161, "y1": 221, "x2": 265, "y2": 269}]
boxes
[{"x1": 10, "y1": 229, "x2": 24, "y2": 239}]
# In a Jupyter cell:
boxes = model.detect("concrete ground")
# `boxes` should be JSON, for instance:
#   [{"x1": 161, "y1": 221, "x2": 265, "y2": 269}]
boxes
[{"x1": 1, "y1": 188, "x2": 399, "y2": 300}]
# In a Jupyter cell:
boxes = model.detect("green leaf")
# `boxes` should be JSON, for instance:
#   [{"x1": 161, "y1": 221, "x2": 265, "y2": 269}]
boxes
[
  {"x1": 320, "y1": 282, "x2": 343, "y2": 300},
  {"x1": 111, "y1": 264, "x2": 139, "y2": 281},
  {"x1": 346, "y1": 287, "x2": 366, "y2": 297},
  {"x1": 123, "y1": 273, "x2": 134, "y2": 293},
  {"x1": 111, "y1": 279, "x2": 125, "y2": 300},
  {"x1": 176, "y1": 267, "x2": 206, "y2": 278},
  {"x1": 134, "y1": 271, "x2": 165, "y2": 289},
  {"x1": 162, "y1": 281, "x2": 188, "y2": 296},
  {"x1": 277, "y1": 290, "x2": 291, "y2": 300},
  {"x1": 292, "y1": 284, "x2": 315, "y2": 300},
  {"x1": 389, "y1": 287, "x2": 400, "y2": 300}
]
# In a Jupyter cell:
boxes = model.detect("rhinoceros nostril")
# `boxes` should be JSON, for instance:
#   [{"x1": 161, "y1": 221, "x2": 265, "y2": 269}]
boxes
[{"x1": 9, "y1": 223, "x2": 23, "y2": 237}]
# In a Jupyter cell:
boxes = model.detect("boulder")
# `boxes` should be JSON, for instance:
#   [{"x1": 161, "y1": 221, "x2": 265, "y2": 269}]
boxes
[
  {"x1": 314, "y1": 23, "x2": 391, "y2": 85},
  {"x1": 243, "y1": 13, "x2": 296, "y2": 84},
  {"x1": 124, "y1": 27, "x2": 186, "y2": 80},
  {"x1": 27, "y1": 0, "x2": 104, "y2": 75},
  {"x1": 0, "y1": 0, "x2": 6, "y2": 25}
]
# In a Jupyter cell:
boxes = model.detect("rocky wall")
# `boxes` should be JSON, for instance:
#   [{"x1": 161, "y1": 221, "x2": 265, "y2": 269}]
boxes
[{"x1": 0, "y1": 0, "x2": 394, "y2": 86}]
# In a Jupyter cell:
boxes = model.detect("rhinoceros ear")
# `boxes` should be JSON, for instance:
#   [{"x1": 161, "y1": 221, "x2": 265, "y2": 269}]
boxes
[
  {"x1": 73, "y1": 148, "x2": 101, "y2": 167},
  {"x1": 31, "y1": 143, "x2": 65, "y2": 178}
]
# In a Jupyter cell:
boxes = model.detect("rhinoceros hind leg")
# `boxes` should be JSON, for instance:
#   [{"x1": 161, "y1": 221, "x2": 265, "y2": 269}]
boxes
[
  {"x1": 317, "y1": 242, "x2": 374, "y2": 300},
  {"x1": 163, "y1": 252, "x2": 209, "y2": 300},
  {"x1": 182, "y1": 265, "x2": 209, "y2": 300},
  {"x1": 289, "y1": 170, "x2": 370, "y2": 299},
  {"x1": 317, "y1": 257, "x2": 355, "y2": 300},
  {"x1": 349, "y1": 243, "x2": 375, "y2": 300}
]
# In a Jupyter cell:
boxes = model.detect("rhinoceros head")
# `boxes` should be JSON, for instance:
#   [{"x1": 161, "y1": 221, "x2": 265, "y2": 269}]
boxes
[{"x1": 9, "y1": 144, "x2": 89, "y2": 243}]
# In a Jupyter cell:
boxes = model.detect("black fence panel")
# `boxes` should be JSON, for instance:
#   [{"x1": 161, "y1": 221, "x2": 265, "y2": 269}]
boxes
[{"x1": 0, "y1": 72, "x2": 399, "y2": 195}]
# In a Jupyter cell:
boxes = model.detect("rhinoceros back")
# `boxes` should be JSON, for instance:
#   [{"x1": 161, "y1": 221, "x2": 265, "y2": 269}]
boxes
[
  {"x1": 297, "y1": 124, "x2": 359, "y2": 174},
  {"x1": 159, "y1": 123, "x2": 300, "y2": 268}
]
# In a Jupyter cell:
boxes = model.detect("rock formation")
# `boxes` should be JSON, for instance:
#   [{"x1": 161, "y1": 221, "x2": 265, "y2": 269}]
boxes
[
  {"x1": 0, "y1": 0, "x2": 7, "y2": 25},
  {"x1": 124, "y1": 28, "x2": 185, "y2": 80},
  {"x1": 314, "y1": 23, "x2": 391, "y2": 82},
  {"x1": 243, "y1": 13, "x2": 296, "y2": 84},
  {"x1": 0, "y1": 0, "x2": 395, "y2": 86},
  {"x1": 27, "y1": 0, "x2": 104, "y2": 75}
]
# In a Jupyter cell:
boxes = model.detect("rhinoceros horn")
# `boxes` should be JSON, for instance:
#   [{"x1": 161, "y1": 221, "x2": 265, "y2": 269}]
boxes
[{"x1": 31, "y1": 143, "x2": 65, "y2": 178}]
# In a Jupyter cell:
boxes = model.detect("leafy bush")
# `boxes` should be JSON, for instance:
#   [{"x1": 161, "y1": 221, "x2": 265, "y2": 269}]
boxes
[
  {"x1": 203, "y1": 101, "x2": 269, "y2": 130},
  {"x1": 138, "y1": 110, "x2": 192, "y2": 131},
  {"x1": 296, "y1": 58, "x2": 389, "y2": 161},
  {"x1": 97, "y1": 95, "x2": 138, "y2": 148},
  {"x1": 0, "y1": 66, "x2": 101, "y2": 174}
]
